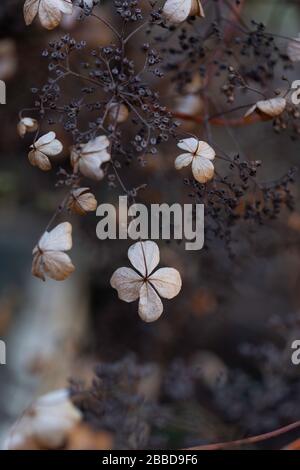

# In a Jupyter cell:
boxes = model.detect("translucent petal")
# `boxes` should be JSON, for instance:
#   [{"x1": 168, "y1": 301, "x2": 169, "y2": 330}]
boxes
[
  {"x1": 149, "y1": 267, "x2": 182, "y2": 299},
  {"x1": 110, "y1": 267, "x2": 143, "y2": 302},
  {"x1": 192, "y1": 155, "x2": 214, "y2": 183},
  {"x1": 128, "y1": 241, "x2": 160, "y2": 277},
  {"x1": 177, "y1": 137, "x2": 199, "y2": 154},
  {"x1": 39, "y1": 222, "x2": 72, "y2": 252},
  {"x1": 174, "y1": 153, "x2": 193, "y2": 169},
  {"x1": 195, "y1": 141, "x2": 215, "y2": 160},
  {"x1": 163, "y1": 0, "x2": 192, "y2": 24},
  {"x1": 138, "y1": 282, "x2": 163, "y2": 322},
  {"x1": 42, "y1": 251, "x2": 75, "y2": 281}
]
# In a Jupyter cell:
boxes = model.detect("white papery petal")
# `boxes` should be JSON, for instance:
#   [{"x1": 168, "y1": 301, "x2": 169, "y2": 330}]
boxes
[
  {"x1": 18, "y1": 117, "x2": 38, "y2": 137},
  {"x1": 257, "y1": 98, "x2": 286, "y2": 117},
  {"x1": 49, "y1": 0, "x2": 73, "y2": 15},
  {"x1": 149, "y1": 267, "x2": 182, "y2": 299},
  {"x1": 245, "y1": 98, "x2": 286, "y2": 117},
  {"x1": 42, "y1": 251, "x2": 75, "y2": 281},
  {"x1": 39, "y1": 1, "x2": 62, "y2": 30},
  {"x1": 195, "y1": 141, "x2": 215, "y2": 160},
  {"x1": 78, "y1": 154, "x2": 106, "y2": 180},
  {"x1": 40, "y1": 138, "x2": 63, "y2": 156},
  {"x1": 177, "y1": 137, "x2": 199, "y2": 153},
  {"x1": 175, "y1": 94, "x2": 203, "y2": 115},
  {"x1": 34, "y1": 131, "x2": 56, "y2": 148},
  {"x1": 175, "y1": 153, "x2": 193, "y2": 170},
  {"x1": 128, "y1": 241, "x2": 160, "y2": 277},
  {"x1": 82, "y1": 136, "x2": 110, "y2": 155},
  {"x1": 192, "y1": 155, "x2": 214, "y2": 183},
  {"x1": 163, "y1": 0, "x2": 192, "y2": 24},
  {"x1": 138, "y1": 282, "x2": 163, "y2": 322},
  {"x1": 39, "y1": 222, "x2": 72, "y2": 252},
  {"x1": 287, "y1": 34, "x2": 300, "y2": 62},
  {"x1": 110, "y1": 267, "x2": 143, "y2": 302}
]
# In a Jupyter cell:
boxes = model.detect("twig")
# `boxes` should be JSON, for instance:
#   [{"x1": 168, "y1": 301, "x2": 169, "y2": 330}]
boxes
[{"x1": 185, "y1": 420, "x2": 300, "y2": 450}]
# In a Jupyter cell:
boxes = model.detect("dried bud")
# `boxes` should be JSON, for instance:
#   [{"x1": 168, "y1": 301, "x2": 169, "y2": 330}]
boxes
[
  {"x1": 17, "y1": 117, "x2": 38, "y2": 138},
  {"x1": 67, "y1": 188, "x2": 97, "y2": 215},
  {"x1": 108, "y1": 103, "x2": 129, "y2": 124}
]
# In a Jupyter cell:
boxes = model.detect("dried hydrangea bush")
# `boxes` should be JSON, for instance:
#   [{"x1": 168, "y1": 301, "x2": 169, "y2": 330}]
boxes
[{"x1": 19, "y1": 0, "x2": 299, "y2": 321}]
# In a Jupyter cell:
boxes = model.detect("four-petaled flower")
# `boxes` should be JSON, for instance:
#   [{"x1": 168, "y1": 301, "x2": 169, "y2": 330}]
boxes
[
  {"x1": 24, "y1": 0, "x2": 73, "y2": 30},
  {"x1": 175, "y1": 138, "x2": 216, "y2": 184},
  {"x1": 28, "y1": 131, "x2": 63, "y2": 171},
  {"x1": 32, "y1": 222, "x2": 75, "y2": 281},
  {"x1": 110, "y1": 241, "x2": 182, "y2": 323},
  {"x1": 71, "y1": 135, "x2": 111, "y2": 181}
]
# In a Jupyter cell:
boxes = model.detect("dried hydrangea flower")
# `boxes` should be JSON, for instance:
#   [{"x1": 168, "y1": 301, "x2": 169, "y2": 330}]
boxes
[
  {"x1": 0, "y1": 39, "x2": 17, "y2": 81},
  {"x1": 32, "y1": 222, "x2": 75, "y2": 281},
  {"x1": 28, "y1": 131, "x2": 63, "y2": 171},
  {"x1": 110, "y1": 241, "x2": 182, "y2": 322},
  {"x1": 5, "y1": 389, "x2": 81, "y2": 450},
  {"x1": 245, "y1": 97, "x2": 287, "y2": 118},
  {"x1": 71, "y1": 135, "x2": 111, "y2": 181},
  {"x1": 108, "y1": 103, "x2": 129, "y2": 124},
  {"x1": 67, "y1": 187, "x2": 97, "y2": 215},
  {"x1": 24, "y1": 0, "x2": 73, "y2": 30},
  {"x1": 163, "y1": 0, "x2": 205, "y2": 24},
  {"x1": 287, "y1": 34, "x2": 300, "y2": 62},
  {"x1": 175, "y1": 94, "x2": 203, "y2": 115},
  {"x1": 175, "y1": 138, "x2": 215, "y2": 184},
  {"x1": 17, "y1": 117, "x2": 38, "y2": 138}
]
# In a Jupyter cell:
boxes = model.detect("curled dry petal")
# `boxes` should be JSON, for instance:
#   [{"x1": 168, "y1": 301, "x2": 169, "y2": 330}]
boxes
[
  {"x1": 175, "y1": 94, "x2": 203, "y2": 115},
  {"x1": 28, "y1": 131, "x2": 63, "y2": 171},
  {"x1": 163, "y1": 0, "x2": 204, "y2": 24},
  {"x1": 175, "y1": 138, "x2": 216, "y2": 183},
  {"x1": 24, "y1": 0, "x2": 73, "y2": 30},
  {"x1": 17, "y1": 117, "x2": 38, "y2": 138},
  {"x1": 287, "y1": 34, "x2": 300, "y2": 62},
  {"x1": 32, "y1": 222, "x2": 75, "y2": 281},
  {"x1": 67, "y1": 188, "x2": 97, "y2": 215},
  {"x1": 128, "y1": 240, "x2": 160, "y2": 277},
  {"x1": 71, "y1": 135, "x2": 111, "y2": 181},
  {"x1": 245, "y1": 97, "x2": 287, "y2": 118}
]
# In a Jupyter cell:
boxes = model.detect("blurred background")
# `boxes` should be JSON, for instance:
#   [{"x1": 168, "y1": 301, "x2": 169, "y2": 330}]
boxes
[{"x1": 0, "y1": 0, "x2": 300, "y2": 450}]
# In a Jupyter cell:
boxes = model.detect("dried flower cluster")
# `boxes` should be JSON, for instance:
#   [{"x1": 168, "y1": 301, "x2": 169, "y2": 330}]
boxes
[{"x1": 19, "y1": 1, "x2": 299, "y2": 321}]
